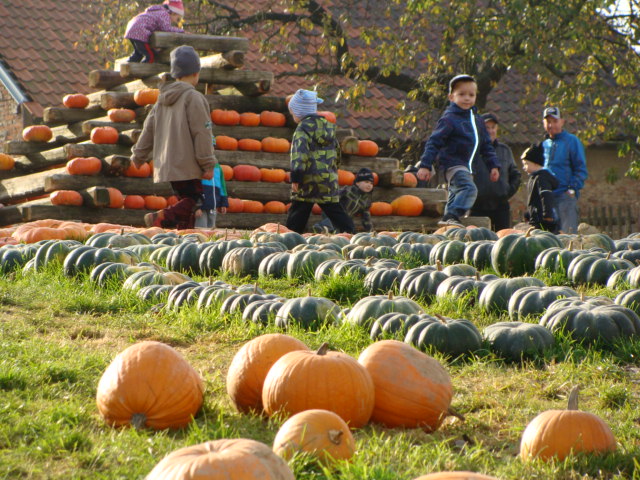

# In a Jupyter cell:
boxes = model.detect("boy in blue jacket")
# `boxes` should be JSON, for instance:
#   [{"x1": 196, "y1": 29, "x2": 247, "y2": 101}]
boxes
[
  {"x1": 416, "y1": 75, "x2": 500, "y2": 227},
  {"x1": 194, "y1": 164, "x2": 228, "y2": 228}
]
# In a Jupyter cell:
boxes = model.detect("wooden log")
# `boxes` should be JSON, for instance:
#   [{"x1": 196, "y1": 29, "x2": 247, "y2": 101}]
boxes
[
  {"x1": 100, "y1": 92, "x2": 137, "y2": 110},
  {"x1": 44, "y1": 173, "x2": 172, "y2": 196},
  {"x1": 82, "y1": 118, "x2": 143, "y2": 136},
  {"x1": 119, "y1": 130, "x2": 142, "y2": 147},
  {"x1": 156, "y1": 50, "x2": 245, "y2": 69},
  {"x1": 88, "y1": 70, "x2": 130, "y2": 90},
  {"x1": 120, "y1": 62, "x2": 274, "y2": 86},
  {"x1": 103, "y1": 155, "x2": 131, "y2": 176},
  {"x1": 64, "y1": 143, "x2": 131, "y2": 161},
  {"x1": 43, "y1": 106, "x2": 106, "y2": 126},
  {"x1": 17, "y1": 200, "x2": 146, "y2": 224},
  {"x1": 206, "y1": 95, "x2": 287, "y2": 113},
  {"x1": 0, "y1": 167, "x2": 66, "y2": 203},
  {"x1": 234, "y1": 79, "x2": 272, "y2": 97},
  {"x1": 376, "y1": 170, "x2": 405, "y2": 188},
  {"x1": 13, "y1": 147, "x2": 68, "y2": 171},
  {"x1": 149, "y1": 32, "x2": 249, "y2": 52},
  {"x1": 80, "y1": 186, "x2": 112, "y2": 208},
  {"x1": 0, "y1": 204, "x2": 23, "y2": 226}
]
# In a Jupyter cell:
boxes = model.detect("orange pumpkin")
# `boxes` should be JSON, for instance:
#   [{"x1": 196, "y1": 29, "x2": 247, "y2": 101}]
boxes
[
  {"x1": 242, "y1": 200, "x2": 264, "y2": 213},
  {"x1": 358, "y1": 340, "x2": 452, "y2": 431},
  {"x1": 260, "y1": 168, "x2": 286, "y2": 183},
  {"x1": 211, "y1": 109, "x2": 240, "y2": 126},
  {"x1": 239, "y1": 112, "x2": 261, "y2": 126},
  {"x1": 220, "y1": 164, "x2": 233, "y2": 181},
  {"x1": 358, "y1": 140, "x2": 379, "y2": 157},
  {"x1": 133, "y1": 88, "x2": 159, "y2": 106},
  {"x1": 11, "y1": 220, "x2": 89, "y2": 243},
  {"x1": 144, "y1": 195, "x2": 168, "y2": 210},
  {"x1": 227, "y1": 197, "x2": 244, "y2": 213},
  {"x1": 107, "y1": 187, "x2": 124, "y2": 208},
  {"x1": 0, "y1": 153, "x2": 16, "y2": 171},
  {"x1": 233, "y1": 165, "x2": 261, "y2": 182},
  {"x1": 96, "y1": 341, "x2": 204, "y2": 429},
  {"x1": 370, "y1": 202, "x2": 393, "y2": 216},
  {"x1": 108, "y1": 108, "x2": 136, "y2": 123},
  {"x1": 390, "y1": 195, "x2": 423, "y2": 216},
  {"x1": 238, "y1": 138, "x2": 262, "y2": 152},
  {"x1": 226, "y1": 334, "x2": 308, "y2": 413},
  {"x1": 166, "y1": 195, "x2": 179, "y2": 206},
  {"x1": 273, "y1": 409, "x2": 355, "y2": 465},
  {"x1": 262, "y1": 343, "x2": 375, "y2": 428},
  {"x1": 50, "y1": 190, "x2": 83, "y2": 206},
  {"x1": 340, "y1": 136, "x2": 360, "y2": 155},
  {"x1": 62, "y1": 93, "x2": 89, "y2": 109},
  {"x1": 215, "y1": 135, "x2": 238, "y2": 151},
  {"x1": 91, "y1": 126, "x2": 119, "y2": 144},
  {"x1": 22, "y1": 125, "x2": 53, "y2": 142},
  {"x1": 260, "y1": 111, "x2": 286, "y2": 127},
  {"x1": 66, "y1": 156, "x2": 102, "y2": 176},
  {"x1": 372, "y1": 171, "x2": 379, "y2": 186},
  {"x1": 413, "y1": 473, "x2": 500, "y2": 480},
  {"x1": 124, "y1": 195, "x2": 145, "y2": 209},
  {"x1": 519, "y1": 386, "x2": 616, "y2": 461},
  {"x1": 338, "y1": 169, "x2": 355, "y2": 186},
  {"x1": 261, "y1": 137, "x2": 290, "y2": 153},
  {"x1": 146, "y1": 439, "x2": 294, "y2": 480},
  {"x1": 403, "y1": 172, "x2": 418, "y2": 188},
  {"x1": 497, "y1": 228, "x2": 525, "y2": 238},
  {"x1": 264, "y1": 201, "x2": 287, "y2": 214},
  {"x1": 312, "y1": 204, "x2": 322, "y2": 215},
  {"x1": 317, "y1": 111, "x2": 337, "y2": 123},
  {"x1": 124, "y1": 161, "x2": 151, "y2": 178}
]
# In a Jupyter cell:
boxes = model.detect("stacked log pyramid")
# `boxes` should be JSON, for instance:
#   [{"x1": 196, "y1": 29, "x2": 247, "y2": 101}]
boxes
[{"x1": 0, "y1": 31, "x2": 486, "y2": 231}]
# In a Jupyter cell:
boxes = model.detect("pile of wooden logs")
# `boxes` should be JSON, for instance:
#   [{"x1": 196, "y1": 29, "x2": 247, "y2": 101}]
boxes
[{"x1": 0, "y1": 32, "x2": 489, "y2": 231}]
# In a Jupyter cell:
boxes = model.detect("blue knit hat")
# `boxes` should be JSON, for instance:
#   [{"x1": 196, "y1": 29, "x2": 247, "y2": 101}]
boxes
[{"x1": 288, "y1": 89, "x2": 323, "y2": 119}]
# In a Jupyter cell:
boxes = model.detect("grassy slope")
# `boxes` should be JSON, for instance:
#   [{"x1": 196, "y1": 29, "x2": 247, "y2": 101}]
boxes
[{"x1": 1, "y1": 267, "x2": 639, "y2": 480}]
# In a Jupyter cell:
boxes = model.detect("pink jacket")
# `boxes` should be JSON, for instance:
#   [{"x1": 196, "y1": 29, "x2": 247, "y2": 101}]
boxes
[{"x1": 124, "y1": 5, "x2": 183, "y2": 43}]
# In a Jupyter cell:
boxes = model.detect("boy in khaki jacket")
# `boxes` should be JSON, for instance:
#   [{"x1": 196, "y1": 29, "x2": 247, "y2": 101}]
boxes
[{"x1": 131, "y1": 45, "x2": 215, "y2": 229}]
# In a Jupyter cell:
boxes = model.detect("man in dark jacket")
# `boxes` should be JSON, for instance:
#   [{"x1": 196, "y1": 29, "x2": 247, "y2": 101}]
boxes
[{"x1": 471, "y1": 113, "x2": 521, "y2": 231}]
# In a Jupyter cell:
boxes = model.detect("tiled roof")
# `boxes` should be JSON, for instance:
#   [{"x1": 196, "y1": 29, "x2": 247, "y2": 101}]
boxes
[{"x1": 0, "y1": 0, "x2": 104, "y2": 116}]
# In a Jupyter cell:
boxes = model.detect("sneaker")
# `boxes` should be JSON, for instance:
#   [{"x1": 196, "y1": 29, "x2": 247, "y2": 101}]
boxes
[
  {"x1": 437, "y1": 214, "x2": 464, "y2": 227},
  {"x1": 144, "y1": 211, "x2": 163, "y2": 228}
]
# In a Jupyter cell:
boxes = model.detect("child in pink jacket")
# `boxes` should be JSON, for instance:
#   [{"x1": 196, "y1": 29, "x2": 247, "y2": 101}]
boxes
[{"x1": 124, "y1": 0, "x2": 185, "y2": 63}]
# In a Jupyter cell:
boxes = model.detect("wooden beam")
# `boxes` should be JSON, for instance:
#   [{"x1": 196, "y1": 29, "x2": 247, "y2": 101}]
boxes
[
  {"x1": 120, "y1": 62, "x2": 274, "y2": 86},
  {"x1": 79, "y1": 186, "x2": 112, "y2": 208},
  {"x1": 17, "y1": 200, "x2": 146, "y2": 224},
  {"x1": 234, "y1": 79, "x2": 272, "y2": 97},
  {"x1": 64, "y1": 143, "x2": 131, "y2": 161},
  {"x1": 44, "y1": 173, "x2": 173, "y2": 196},
  {"x1": 0, "y1": 204, "x2": 23, "y2": 226},
  {"x1": 43, "y1": 106, "x2": 106, "y2": 126},
  {"x1": 13, "y1": 147, "x2": 68, "y2": 171},
  {"x1": 156, "y1": 50, "x2": 245, "y2": 69},
  {"x1": 88, "y1": 70, "x2": 130, "y2": 90},
  {"x1": 82, "y1": 118, "x2": 143, "y2": 136},
  {"x1": 100, "y1": 92, "x2": 137, "y2": 110},
  {"x1": 206, "y1": 95, "x2": 287, "y2": 113},
  {"x1": 0, "y1": 167, "x2": 66, "y2": 203},
  {"x1": 149, "y1": 32, "x2": 249, "y2": 52}
]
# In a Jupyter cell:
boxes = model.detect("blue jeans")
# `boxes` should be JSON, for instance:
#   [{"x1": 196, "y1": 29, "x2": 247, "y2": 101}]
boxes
[
  {"x1": 555, "y1": 192, "x2": 579, "y2": 234},
  {"x1": 446, "y1": 169, "x2": 477, "y2": 218}
]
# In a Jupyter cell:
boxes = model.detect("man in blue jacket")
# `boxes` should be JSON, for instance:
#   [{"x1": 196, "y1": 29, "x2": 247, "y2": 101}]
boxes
[{"x1": 541, "y1": 106, "x2": 588, "y2": 233}]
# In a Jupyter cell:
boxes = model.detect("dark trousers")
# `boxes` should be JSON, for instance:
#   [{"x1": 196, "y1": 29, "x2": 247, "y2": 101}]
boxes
[
  {"x1": 286, "y1": 201, "x2": 355, "y2": 234},
  {"x1": 127, "y1": 39, "x2": 156, "y2": 63},
  {"x1": 161, "y1": 180, "x2": 203, "y2": 230},
  {"x1": 470, "y1": 202, "x2": 512, "y2": 231}
]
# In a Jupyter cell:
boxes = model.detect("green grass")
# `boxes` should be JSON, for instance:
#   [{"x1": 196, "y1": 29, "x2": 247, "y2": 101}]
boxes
[{"x1": 0, "y1": 267, "x2": 639, "y2": 479}]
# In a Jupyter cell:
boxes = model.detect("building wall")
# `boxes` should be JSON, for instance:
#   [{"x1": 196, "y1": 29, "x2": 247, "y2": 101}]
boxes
[{"x1": 0, "y1": 85, "x2": 21, "y2": 143}]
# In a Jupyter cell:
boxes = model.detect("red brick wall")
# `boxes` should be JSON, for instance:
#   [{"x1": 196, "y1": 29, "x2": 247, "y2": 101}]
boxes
[{"x1": 0, "y1": 86, "x2": 22, "y2": 143}]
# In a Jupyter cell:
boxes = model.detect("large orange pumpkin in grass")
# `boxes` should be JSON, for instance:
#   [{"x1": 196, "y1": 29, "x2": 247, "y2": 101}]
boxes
[
  {"x1": 391, "y1": 195, "x2": 423, "y2": 216},
  {"x1": 338, "y1": 169, "x2": 355, "y2": 186},
  {"x1": 519, "y1": 386, "x2": 616, "y2": 461},
  {"x1": 273, "y1": 409, "x2": 355, "y2": 465},
  {"x1": 96, "y1": 341, "x2": 204, "y2": 430},
  {"x1": 242, "y1": 200, "x2": 264, "y2": 213},
  {"x1": 260, "y1": 168, "x2": 287, "y2": 183},
  {"x1": 66, "y1": 157, "x2": 102, "y2": 176},
  {"x1": 211, "y1": 109, "x2": 240, "y2": 126},
  {"x1": 264, "y1": 201, "x2": 287, "y2": 214},
  {"x1": 413, "y1": 473, "x2": 500, "y2": 480},
  {"x1": 50, "y1": 190, "x2": 83, "y2": 206},
  {"x1": 91, "y1": 126, "x2": 119, "y2": 144},
  {"x1": 262, "y1": 343, "x2": 375, "y2": 429},
  {"x1": 262, "y1": 137, "x2": 290, "y2": 153},
  {"x1": 227, "y1": 197, "x2": 244, "y2": 213},
  {"x1": 0, "y1": 153, "x2": 16, "y2": 171},
  {"x1": 317, "y1": 111, "x2": 337, "y2": 123},
  {"x1": 226, "y1": 333, "x2": 308, "y2": 414},
  {"x1": 358, "y1": 140, "x2": 379, "y2": 157},
  {"x1": 215, "y1": 135, "x2": 238, "y2": 151},
  {"x1": 238, "y1": 138, "x2": 262, "y2": 152},
  {"x1": 124, "y1": 195, "x2": 145, "y2": 209},
  {"x1": 260, "y1": 111, "x2": 286, "y2": 127},
  {"x1": 233, "y1": 164, "x2": 261, "y2": 182},
  {"x1": 23, "y1": 125, "x2": 53, "y2": 142},
  {"x1": 124, "y1": 161, "x2": 151, "y2": 178},
  {"x1": 146, "y1": 438, "x2": 294, "y2": 480},
  {"x1": 144, "y1": 195, "x2": 168, "y2": 210},
  {"x1": 239, "y1": 112, "x2": 261, "y2": 126},
  {"x1": 220, "y1": 164, "x2": 233, "y2": 181},
  {"x1": 107, "y1": 187, "x2": 124, "y2": 208},
  {"x1": 403, "y1": 172, "x2": 418, "y2": 188},
  {"x1": 133, "y1": 88, "x2": 159, "y2": 106},
  {"x1": 12, "y1": 220, "x2": 89, "y2": 243},
  {"x1": 358, "y1": 339, "x2": 453, "y2": 431},
  {"x1": 62, "y1": 93, "x2": 89, "y2": 109},
  {"x1": 107, "y1": 108, "x2": 136, "y2": 123},
  {"x1": 370, "y1": 202, "x2": 393, "y2": 216}
]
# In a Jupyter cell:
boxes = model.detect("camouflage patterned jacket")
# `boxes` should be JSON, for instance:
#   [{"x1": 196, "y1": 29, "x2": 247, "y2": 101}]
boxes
[
  {"x1": 289, "y1": 114, "x2": 340, "y2": 203},
  {"x1": 339, "y1": 185, "x2": 373, "y2": 231}
]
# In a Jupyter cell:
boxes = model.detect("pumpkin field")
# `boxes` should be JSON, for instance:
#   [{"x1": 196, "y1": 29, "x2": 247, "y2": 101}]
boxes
[{"x1": 1, "y1": 223, "x2": 639, "y2": 479}]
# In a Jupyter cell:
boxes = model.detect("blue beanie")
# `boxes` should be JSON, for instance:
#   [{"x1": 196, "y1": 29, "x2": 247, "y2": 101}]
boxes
[{"x1": 288, "y1": 89, "x2": 323, "y2": 119}]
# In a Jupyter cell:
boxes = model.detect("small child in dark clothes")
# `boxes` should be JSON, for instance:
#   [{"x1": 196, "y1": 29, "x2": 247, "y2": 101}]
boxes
[
  {"x1": 313, "y1": 168, "x2": 374, "y2": 233},
  {"x1": 195, "y1": 164, "x2": 228, "y2": 228},
  {"x1": 124, "y1": 0, "x2": 185, "y2": 63},
  {"x1": 521, "y1": 143, "x2": 560, "y2": 233}
]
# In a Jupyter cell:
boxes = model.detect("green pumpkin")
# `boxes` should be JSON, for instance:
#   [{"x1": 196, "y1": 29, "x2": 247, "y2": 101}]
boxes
[
  {"x1": 166, "y1": 241, "x2": 212, "y2": 274},
  {"x1": 607, "y1": 266, "x2": 640, "y2": 289},
  {"x1": 196, "y1": 285, "x2": 237, "y2": 311},
  {"x1": 435, "y1": 274, "x2": 490, "y2": 301},
  {"x1": 428, "y1": 239, "x2": 466, "y2": 265},
  {"x1": 275, "y1": 296, "x2": 341, "y2": 329},
  {"x1": 560, "y1": 233, "x2": 616, "y2": 252},
  {"x1": 392, "y1": 242, "x2": 433, "y2": 263},
  {"x1": 491, "y1": 229, "x2": 562, "y2": 276},
  {"x1": 369, "y1": 312, "x2": 431, "y2": 340},
  {"x1": 483, "y1": 322, "x2": 556, "y2": 361},
  {"x1": 137, "y1": 284, "x2": 174, "y2": 302},
  {"x1": 478, "y1": 276, "x2": 545, "y2": 313},
  {"x1": 615, "y1": 289, "x2": 640, "y2": 316},
  {"x1": 313, "y1": 258, "x2": 343, "y2": 281},
  {"x1": 463, "y1": 240, "x2": 494, "y2": 270},
  {"x1": 306, "y1": 234, "x2": 350, "y2": 248},
  {"x1": 222, "y1": 245, "x2": 284, "y2": 277},
  {"x1": 508, "y1": 285, "x2": 579, "y2": 320},
  {"x1": 33, "y1": 240, "x2": 82, "y2": 271},
  {"x1": 398, "y1": 266, "x2": 448, "y2": 301},
  {"x1": 333, "y1": 259, "x2": 374, "y2": 278},
  {"x1": 87, "y1": 231, "x2": 152, "y2": 248},
  {"x1": 89, "y1": 261, "x2": 143, "y2": 287},
  {"x1": 404, "y1": 315, "x2": 483, "y2": 357},
  {"x1": 567, "y1": 252, "x2": 633, "y2": 285},
  {"x1": 258, "y1": 251, "x2": 292, "y2": 278},
  {"x1": 166, "y1": 283, "x2": 203, "y2": 310},
  {"x1": 442, "y1": 264, "x2": 477, "y2": 277},
  {"x1": 220, "y1": 292, "x2": 280, "y2": 316},
  {"x1": 345, "y1": 292, "x2": 423, "y2": 329},
  {"x1": 534, "y1": 246, "x2": 590, "y2": 275},
  {"x1": 397, "y1": 231, "x2": 446, "y2": 244},
  {"x1": 198, "y1": 239, "x2": 253, "y2": 275},
  {"x1": 250, "y1": 230, "x2": 306, "y2": 250},
  {"x1": 364, "y1": 268, "x2": 408, "y2": 294},
  {"x1": 445, "y1": 226, "x2": 498, "y2": 241},
  {"x1": 0, "y1": 244, "x2": 37, "y2": 274},
  {"x1": 242, "y1": 299, "x2": 285, "y2": 325},
  {"x1": 148, "y1": 245, "x2": 172, "y2": 266},
  {"x1": 344, "y1": 244, "x2": 379, "y2": 260},
  {"x1": 121, "y1": 269, "x2": 192, "y2": 291},
  {"x1": 350, "y1": 231, "x2": 398, "y2": 247},
  {"x1": 286, "y1": 249, "x2": 341, "y2": 280},
  {"x1": 615, "y1": 238, "x2": 640, "y2": 250},
  {"x1": 124, "y1": 243, "x2": 168, "y2": 261},
  {"x1": 150, "y1": 232, "x2": 183, "y2": 245},
  {"x1": 292, "y1": 242, "x2": 342, "y2": 253},
  {"x1": 613, "y1": 248, "x2": 640, "y2": 264}
]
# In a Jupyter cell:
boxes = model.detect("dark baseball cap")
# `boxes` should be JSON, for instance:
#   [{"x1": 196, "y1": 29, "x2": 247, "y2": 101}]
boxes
[
  {"x1": 543, "y1": 106, "x2": 561, "y2": 119},
  {"x1": 481, "y1": 113, "x2": 499, "y2": 124}
]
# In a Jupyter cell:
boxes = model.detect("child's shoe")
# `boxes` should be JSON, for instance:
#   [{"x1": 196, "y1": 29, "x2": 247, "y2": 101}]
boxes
[
  {"x1": 144, "y1": 210, "x2": 164, "y2": 227},
  {"x1": 437, "y1": 214, "x2": 464, "y2": 227}
]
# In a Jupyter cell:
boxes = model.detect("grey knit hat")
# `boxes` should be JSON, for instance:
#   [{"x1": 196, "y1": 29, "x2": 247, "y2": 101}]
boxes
[
  {"x1": 170, "y1": 46, "x2": 201, "y2": 79},
  {"x1": 288, "y1": 89, "x2": 323, "y2": 119}
]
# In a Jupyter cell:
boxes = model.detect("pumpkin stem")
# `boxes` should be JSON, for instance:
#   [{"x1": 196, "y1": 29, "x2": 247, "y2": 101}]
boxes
[
  {"x1": 224, "y1": 229, "x2": 228, "y2": 241},
  {"x1": 254, "y1": 282, "x2": 259, "y2": 293},
  {"x1": 397, "y1": 262, "x2": 404, "y2": 269},
  {"x1": 276, "y1": 223, "x2": 280, "y2": 234},
  {"x1": 436, "y1": 259, "x2": 443, "y2": 271},
  {"x1": 580, "y1": 292, "x2": 585, "y2": 301},
  {"x1": 328, "y1": 429, "x2": 344, "y2": 445},
  {"x1": 308, "y1": 287, "x2": 312, "y2": 297},
  {"x1": 525, "y1": 226, "x2": 535, "y2": 237},
  {"x1": 316, "y1": 342, "x2": 330, "y2": 355},
  {"x1": 568, "y1": 240, "x2": 573, "y2": 251},
  {"x1": 446, "y1": 406, "x2": 466, "y2": 422},
  {"x1": 475, "y1": 271, "x2": 480, "y2": 280},
  {"x1": 387, "y1": 290, "x2": 393, "y2": 300},
  {"x1": 131, "y1": 413, "x2": 147, "y2": 430},
  {"x1": 435, "y1": 313, "x2": 447, "y2": 324},
  {"x1": 567, "y1": 386, "x2": 580, "y2": 410},
  {"x1": 606, "y1": 252, "x2": 611, "y2": 260}
]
